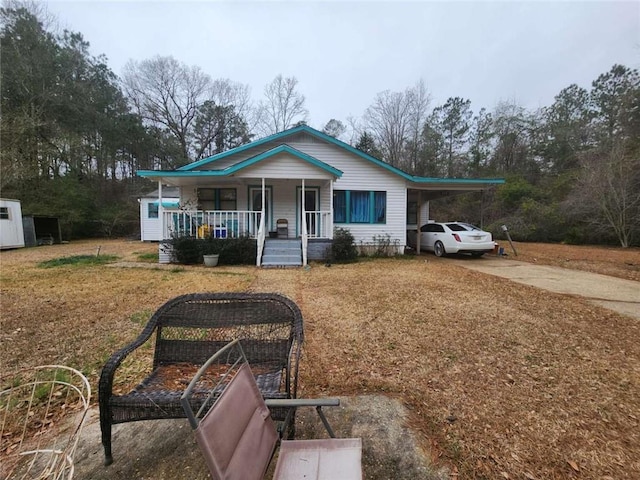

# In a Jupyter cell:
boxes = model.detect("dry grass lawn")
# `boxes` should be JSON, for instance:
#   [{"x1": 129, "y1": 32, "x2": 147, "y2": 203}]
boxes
[{"x1": 1, "y1": 239, "x2": 639, "y2": 479}]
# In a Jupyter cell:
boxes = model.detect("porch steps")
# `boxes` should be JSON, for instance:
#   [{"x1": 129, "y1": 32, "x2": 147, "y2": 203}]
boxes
[{"x1": 261, "y1": 238, "x2": 302, "y2": 267}]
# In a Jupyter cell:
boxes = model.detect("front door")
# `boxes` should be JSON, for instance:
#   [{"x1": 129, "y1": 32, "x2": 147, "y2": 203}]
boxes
[
  {"x1": 249, "y1": 187, "x2": 272, "y2": 234},
  {"x1": 297, "y1": 188, "x2": 318, "y2": 237}
]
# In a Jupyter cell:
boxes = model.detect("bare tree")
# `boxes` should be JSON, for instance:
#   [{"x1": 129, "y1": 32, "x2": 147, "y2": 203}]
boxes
[
  {"x1": 565, "y1": 141, "x2": 640, "y2": 247},
  {"x1": 406, "y1": 79, "x2": 431, "y2": 173},
  {"x1": 123, "y1": 56, "x2": 249, "y2": 162},
  {"x1": 255, "y1": 75, "x2": 308, "y2": 135},
  {"x1": 362, "y1": 80, "x2": 430, "y2": 170}
]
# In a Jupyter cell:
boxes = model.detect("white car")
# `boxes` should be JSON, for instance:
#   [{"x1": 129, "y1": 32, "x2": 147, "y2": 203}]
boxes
[{"x1": 408, "y1": 222, "x2": 496, "y2": 257}]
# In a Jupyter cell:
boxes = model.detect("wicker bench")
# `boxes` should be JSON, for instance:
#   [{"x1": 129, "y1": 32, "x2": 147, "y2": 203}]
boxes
[{"x1": 98, "y1": 292, "x2": 304, "y2": 465}]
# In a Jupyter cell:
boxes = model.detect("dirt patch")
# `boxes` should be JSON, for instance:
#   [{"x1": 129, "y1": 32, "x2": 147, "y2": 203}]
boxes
[
  {"x1": 1, "y1": 240, "x2": 639, "y2": 479},
  {"x1": 72, "y1": 396, "x2": 445, "y2": 480}
]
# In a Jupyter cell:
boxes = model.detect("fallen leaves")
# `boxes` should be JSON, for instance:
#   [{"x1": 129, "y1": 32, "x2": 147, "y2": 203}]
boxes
[{"x1": 1, "y1": 240, "x2": 639, "y2": 479}]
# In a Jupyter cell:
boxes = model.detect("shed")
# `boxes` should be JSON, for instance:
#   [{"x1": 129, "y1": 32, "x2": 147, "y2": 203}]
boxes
[
  {"x1": 0, "y1": 198, "x2": 25, "y2": 249},
  {"x1": 139, "y1": 186, "x2": 180, "y2": 241},
  {"x1": 22, "y1": 216, "x2": 63, "y2": 247}
]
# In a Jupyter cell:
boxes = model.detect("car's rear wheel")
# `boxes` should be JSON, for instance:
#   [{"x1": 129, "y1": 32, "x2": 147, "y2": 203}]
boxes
[{"x1": 434, "y1": 241, "x2": 446, "y2": 257}]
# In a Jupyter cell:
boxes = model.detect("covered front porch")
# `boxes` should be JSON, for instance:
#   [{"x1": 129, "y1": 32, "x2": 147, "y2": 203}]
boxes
[{"x1": 153, "y1": 176, "x2": 335, "y2": 266}]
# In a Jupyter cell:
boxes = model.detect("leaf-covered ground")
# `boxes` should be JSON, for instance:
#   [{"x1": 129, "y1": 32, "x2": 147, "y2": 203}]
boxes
[{"x1": 1, "y1": 240, "x2": 638, "y2": 479}]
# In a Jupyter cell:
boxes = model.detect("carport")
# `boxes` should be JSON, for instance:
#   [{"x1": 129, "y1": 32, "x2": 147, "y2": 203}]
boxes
[{"x1": 406, "y1": 178, "x2": 504, "y2": 254}]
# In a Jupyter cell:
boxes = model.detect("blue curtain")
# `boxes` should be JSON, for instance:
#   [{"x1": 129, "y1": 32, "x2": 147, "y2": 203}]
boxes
[
  {"x1": 374, "y1": 192, "x2": 386, "y2": 223},
  {"x1": 334, "y1": 191, "x2": 346, "y2": 223},
  {"x1": 351, "y1": 191, "x2": 370, "y2": 223}
]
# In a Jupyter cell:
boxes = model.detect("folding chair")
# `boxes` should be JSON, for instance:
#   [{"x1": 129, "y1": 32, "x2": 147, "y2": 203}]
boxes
[
  {"x1": 276, "y1": 218, "x2": 288, "y2": 239},
  {"x1": 181, "y1": 340, "x2": 362, "y2": 480}
]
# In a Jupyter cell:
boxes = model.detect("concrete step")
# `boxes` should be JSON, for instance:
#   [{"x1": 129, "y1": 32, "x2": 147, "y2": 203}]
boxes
[
  {"x1": 262, "y1": 239, "x2": 302, "y2": 267},
  {"x1": 262, "y1": 254, "x2": 302, "y2": 265},
  {"x1": 264, "y1": 239, "x2": 301, "y2": 247},
  {"x1": 263, "y1": 246, "x2": 302, "y2": 255}
]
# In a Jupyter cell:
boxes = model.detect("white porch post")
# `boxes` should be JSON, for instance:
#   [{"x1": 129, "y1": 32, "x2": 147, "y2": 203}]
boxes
[
  {"x1": 261, "y1": 178, "x2": 265, "y2": 222},
  {"x1": 416, "y1": 191, "x2": 422, "y2": 255},
  {"x1": 301, "y1": 179, "x2": 306, "y2": 229},
  {"x1": 301, "y1": 179, "x2": 308, "y2": 266},
  {"x1": 158, "y1": 181, "x2": 164, "y2": 240},
  {"x1": 256, "y1": 178, "x2": 266, "y2": 266},
  {"x1": 329, "y1": 179, "x2": 334, "y2": 239}
]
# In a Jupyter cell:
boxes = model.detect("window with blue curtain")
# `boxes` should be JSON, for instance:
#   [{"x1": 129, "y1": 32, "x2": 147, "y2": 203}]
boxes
[
  {"x1": 333, "y1": 191, "x2": 346, "y2": 223},
  {"x1": 333, "y1": 190, "x2": 386, "y2": 224},
  {"x1": 351, "y1": 191, "x2": 370, "y2": 223},
  {"x1": 374, "y1": 191, "x2": 386, "y2": 223}
]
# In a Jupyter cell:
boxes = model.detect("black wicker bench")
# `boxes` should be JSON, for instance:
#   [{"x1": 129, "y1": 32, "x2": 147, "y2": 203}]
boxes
[{"x1": 98, "y1": 292, "x2": 304, "y2": 465}]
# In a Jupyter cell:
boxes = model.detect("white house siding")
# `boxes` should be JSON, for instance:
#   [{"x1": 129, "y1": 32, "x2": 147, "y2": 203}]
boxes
[
  {"x1": 140, "y1": 197, "x2": 180, "y2": 241},
  {"x1": 236, "y1": 153, "x2": 334, "y2": 180},
  {"x1": 188, "y1": 132, "x2": 409, "y2": 249},
  {"x1": 285, "y1": 137, "x2": 408, "y2": 251}
]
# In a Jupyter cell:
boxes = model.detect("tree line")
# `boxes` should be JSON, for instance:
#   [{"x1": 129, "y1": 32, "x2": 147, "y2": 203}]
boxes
[{"x1": 1, "y1": 3, "x2": 638, "y2": 246}]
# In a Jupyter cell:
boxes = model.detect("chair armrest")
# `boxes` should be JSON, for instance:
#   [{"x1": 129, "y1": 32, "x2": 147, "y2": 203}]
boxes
[
  {"x1": 265, "y1": 398, "x2": 340, "y2": 408},
  {"x1": 98, "y1": 324, "x2": 157, "y2": 405},
  {"x1": 265, "y1": 398, "x2": 341, "y2": 438}
]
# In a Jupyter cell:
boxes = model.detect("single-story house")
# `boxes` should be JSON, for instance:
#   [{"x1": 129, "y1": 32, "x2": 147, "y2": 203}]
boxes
[
  {"x1": 137, "y1": 125, "x2": 504, "y2": 266},
  {"x1": 139, "y1": 187, "x2": 180, "y2": 241}
]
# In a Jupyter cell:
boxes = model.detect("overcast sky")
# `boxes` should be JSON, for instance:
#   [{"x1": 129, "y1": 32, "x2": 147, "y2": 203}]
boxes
[{"x1": 47, "y1": 0, "x2": 639, "y2": 128}]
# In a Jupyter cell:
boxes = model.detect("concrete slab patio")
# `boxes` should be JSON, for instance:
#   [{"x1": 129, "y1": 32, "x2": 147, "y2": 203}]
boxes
[
  {"x1": 72, "y1": 395, "x2": 445, "y2": 480},
  {"x1": 456, "y1": 258, "x2": 640, "y2": 320}
]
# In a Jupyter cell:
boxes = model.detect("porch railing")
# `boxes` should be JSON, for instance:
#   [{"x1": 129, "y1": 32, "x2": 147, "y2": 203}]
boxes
[
  {"x1": 163, "y1": 210, "x2": 333, "y2": 240},
  {"x1": 163, "y1": 210, "x2": 260, "y2": 240},
  {"x1": 305, "y1": 211, "x2": 332, "y2": 239}
]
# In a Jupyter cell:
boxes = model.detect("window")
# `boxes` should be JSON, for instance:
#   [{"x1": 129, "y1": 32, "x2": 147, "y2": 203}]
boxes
[
  {"x1": 421, "y1": 224, "x2": 445, "y2": 233},
  {"x1": 148, "y1": 203, "x2": 158, "y2": 219},
  {"x1": 350, "y1": 191, "x2": 370, "y2": 223},
  {"x1": 333, "y1": 190, "x2": 386, "y2": 224},
  {"x1": 0, "y1": 207, "x2": 9, "y2": 220},
  {"x1": 198, "y1": 188, "x2": 216, "y2": 211},
  {"x1": 197, "y1": 188, "x2": 237, "y2": 210},
  {"x1": 406, "y1": 201, "x2": 417, "y2": 225},
  {"x1": 333, "y1": 191, "x2": 346, "y2": 223},
  {"x1": 218, "y1": 189, "x2": 237, "y2": 210}
]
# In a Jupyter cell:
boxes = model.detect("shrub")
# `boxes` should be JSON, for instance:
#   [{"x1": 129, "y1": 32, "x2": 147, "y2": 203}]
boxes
[
  {"x1": 370, "y1": 234, "x2": 399, "y2": 257},
  {"x1": 331, "y1": 227, "x2": 357, "y2": 263},
  {"x1": 169, "y1": 235, "x2": 257, "y2": 265},
  {"x1": 219, "y1": 236, "x2": 257, "y2": 265},
  {"x1": 170, "y1": 236, "x2": 202, "y2": 264}
]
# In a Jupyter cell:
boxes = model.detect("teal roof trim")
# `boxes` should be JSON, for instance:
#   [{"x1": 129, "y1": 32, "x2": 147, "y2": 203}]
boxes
[
  {"x1": 137, "y1": 170, "x2": 231, "y2": 178},
  {"x1": 177, "y1": 124, "x2": 312, "y2": 171},
  {"x1": 150, "y1": 200, "x2": 180, "y2": 208},
  {"x1": 231, "y1": 144, "x2": 343, "y2": 177},
  {"x1": 175, "y1": 124, "x2": 414, "y2": 178},
  {"x1": 410, "y1": 177, "x2": 506, "y2": 185},
  {"x1": 137, "y1": 144, "x2": 343, "y2": 179},
  {"x1": 145, "y1": 124, "x2": 503, "y2": 187}
]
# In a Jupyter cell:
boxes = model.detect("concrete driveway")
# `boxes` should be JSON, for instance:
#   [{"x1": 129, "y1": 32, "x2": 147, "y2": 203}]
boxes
[{"x1": 456, "y1": 258, "x2": 640, "y2": 320}]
